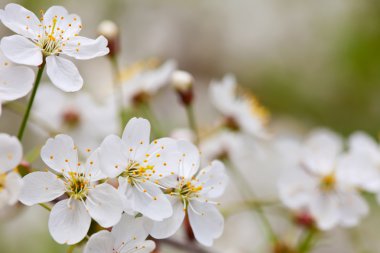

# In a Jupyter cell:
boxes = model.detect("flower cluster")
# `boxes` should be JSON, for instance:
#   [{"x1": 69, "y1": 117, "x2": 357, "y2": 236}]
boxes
[
  {"x1": 0, "y1": 3, "x2": 228, "y2": 253},
  {"x1": 1, "y1": 2, "x2": 380, "y2": 253},
  {"x1": 16, "y1": 117, "x2": 227, "y2": 248}
]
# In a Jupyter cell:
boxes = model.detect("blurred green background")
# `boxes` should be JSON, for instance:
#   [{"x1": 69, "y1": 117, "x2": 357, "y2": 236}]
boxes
[
  {"x1": 1, "y1": 0, "x2": 380, "y2": 135},
  {"x1": 1, "y1": 0, "x2": 380, "y2": 252}
]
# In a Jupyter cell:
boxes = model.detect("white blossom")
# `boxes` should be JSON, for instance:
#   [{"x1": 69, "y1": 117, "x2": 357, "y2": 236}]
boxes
[
  {"x1": 0, "y1": 4, "x2": 109, "y2": 92},
  {"x1": 123, "y1": 60, "x2": 177, "y2": 106},
  {"x1": 0, "y1": 134, "x2": 23, "y2": 209},
  {"x1": 84, "y1": 214, "x2": 155, "y2": 253},
  {"x1": 19, "y1": 134, "x2": 123, "y2": 245},
  {"x1": 340, "y1": 132, "x2": 380, "y2": 199},
  {"x1": 98, "y1": 117, "x2": 178, "y2": 221},
  {"x1": 278, "y1": 129, "x2": 369, "y2": 230},
  {"x1": 146, "y1": 140, "x2": 228, "y2": 246},
  {"x1": 32, "y1": 84, "x2": 117, "y2": 149},
  {"x1": 0, "y1": 49, "x2": 34, "y2": 115},
  {"x1": 209, "y1": 74, "x2": 269, "y2": 138}
]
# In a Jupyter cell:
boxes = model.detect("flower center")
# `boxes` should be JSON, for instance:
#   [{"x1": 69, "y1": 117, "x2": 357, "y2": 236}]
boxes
[
  {"x1": 238, "y1": 86, "x2": 269, "y2": 125},
  {"x1": 62, "y1": 109, "x2": 81, "y2": 128},
  {"x1": 224, "y1": 116, "x2": 240, "y2": 131},
  {"x1": 319, "y1": 174, "x2": 336, "y2": 192},
  {"x1": 66, "y1": 172, "x2": 90, "y2": 199},
  {"x1": 168, "y1": 179, "x2": 203, "y2": 209},
  {"x1": 38, "y1": 17, "x2": 63, "y2": 56},
  {"x1": 121, "y1": 162, "x2": 154, "y2": 186},
  {"x1": 246, "y1": 94, "x2": 269, "y2": 125}
]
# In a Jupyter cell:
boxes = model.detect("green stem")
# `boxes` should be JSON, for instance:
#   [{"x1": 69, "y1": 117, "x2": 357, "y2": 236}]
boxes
[
  {"x1": 185, "y1": 104, "x2": 199, "y2": 145},
  {"x1": 225, "y1": 159, "x2": 278, "y2": 243},
  {"x1": 17, "y1": 62, "x2": 46, "y2": 141},
  {"x1": 140, "y1": 102, "x2": 164, "y2": 138},
  {"x1": 67, "y1": 244, "x2": 76, "y2": 253},
  {"x1": 5, "y1": 102, "x2": 57, "y2": 136},
  {"x1": 39, "y1": 202, "x2": 52, "y2": 211},
  {"x1": 297, "y1": 228, "x2": 318, "y2": 253}
]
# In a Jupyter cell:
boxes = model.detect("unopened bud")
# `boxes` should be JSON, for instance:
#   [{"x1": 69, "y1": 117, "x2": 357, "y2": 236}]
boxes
[
  {"x1": 171, "y1": 70, "x2": 194, "y2": 106},
  {"x1": 294, "y1": 211, "x2": 315, "y2": 229},
  {"x1": 98, "y1": 20, "x2": 120, "y2": 57},
  {"x1": 171, "y1": 70, "x2": 193, "y2": 92}
]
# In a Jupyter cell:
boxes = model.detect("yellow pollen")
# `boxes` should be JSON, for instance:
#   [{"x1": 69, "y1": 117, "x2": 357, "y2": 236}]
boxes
[{"x1": 320, "y1": 174, "x2": 336, "y2": 191}]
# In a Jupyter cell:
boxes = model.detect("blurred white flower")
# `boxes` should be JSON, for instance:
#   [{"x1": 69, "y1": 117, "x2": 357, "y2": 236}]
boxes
[
  {"x1": 98, "y1": 117, "x2": 178, "y2": 221},
  {"x1": 123, "y1": 60, "x2": 176, "y2": 106},
  {"x1": 84, "y1": 214, "x2": 155, "y2": 253},
  {"x1": 147, "y1": 140, "x2": 228, "y2": 246},
  {"x1": 0, "y1": 49, "x2": 34, "y2": 115},
  {"x1": 339, "y1": 132, "x2": 380, "y2": 198},
  {"x1": 0, "y1": 4, "x2": 109, "y2": 92},
  {"x1": 0, "y1": 134, "x2": 23, "y2": 209},
  {"x1": 209, "y1": 74, "x2": 269, "y2": 138},
  {"x1": 200, "y1": 131, "x2": 242, "y2": 164},
  {"x1": 170, "y1": 128, "x2": 195, "y2": 142},
  {"x1": 278, "y1": 130, "x2": 369, "y2": 230},
  {"x1": 19, "y1": 134, "x2": 123, "y2": 245},
  {"x1": 32, "y1": 84, "x2": 117, "y2": 149}
]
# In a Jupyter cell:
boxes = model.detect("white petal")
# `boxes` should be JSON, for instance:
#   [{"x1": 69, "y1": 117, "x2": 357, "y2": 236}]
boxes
[
  {"x1": 337, "y1": 153, "x2": 380, "y2": 192},
  {"x1": 188, "y1": 201, "x2": 224, "y2": 246},
  {"x1": 118, "y1": 178, "x2": 137, "y2": 215},
  {"x1": 46, "y1": 55, "x2": 83, "y2": 92},
  {"x1": 83, "y1": 149, "x2": 105, "y2": 182},
  {"x1": 139, "y1": 60, "x2": 176, "y2": 93},
  {"x1": 122, "y1": 117, "x2": 151, "y2": 160},
  {"x1": 176, "y1": 140, "x2": 200, "y2": 179},
  {"x1": 145, "y1": 137, "x2": 179, "y2": 179},
  {"x1": 0, "y1": 3, "x2": 42, "y2": 40},
  {"x1": 43, "y1": 6, "x2": 81, "y2": 39},
  {"x1": 278, "y1": 169, "x2": 316, "y2": 210},
  {"x1": 5, "y1": 171, "x2": 23, "y2": 205},
  {"x1": 349, "y1": 131, "x2": 380, "y2": 159},
  {"x1": 98, "y1": 135, "x2": 127, "y2": 177},
  {"x1": 49, "y1": 199, "x2": 91, "y2": 245},
  {"x1": 302, "y1": 129, "x2": 343, "y2": 175},
  {"x1": 148, "y1": 197, "x2": 185, "y2": 239},
  {"x1": 310, "y1": 192, "x2": 339, "y2": 230},
  {"x1": 339, "y1": 192, "x2": 368, "y2": 227},
  {"x1": 0, "y1": 133, "x2": 22, "y2": 173},
  {"x1": 0, "y1": 66, "x2": 34, "y2": 101},
  {"x1": 86, "y1": 184, "x2": 123, "y2": 228},
  {"x1": 63, "y1": 36, "x2": 109, "y2": 60},
  {"x1": 197, "y1": 160, "x2": 228, "y2": 198},
  {"x1": 0, "y1": 35, "x2": 42, "y2": 66},
  {"x1": 209, "y1": 74, "x2": 237, "y2": 115},
  {"x1": 112, "y1": 214, "x2": 150, "y2": 247},
  {"x1": 18, "y1": 171, "x2": 65, "y2": 206},
  {"x1": 128, "y1": 181, "x2": 172, "y2": 221},
  {"x1": 84, "y1": 230, "x2": 114, "y2": 253},
  {"x1": 41, "y1": 134, "x2": 79, "y2": 174},
  {"x1": 122, "y1": 240, "x2": 156, "y2": 253}
]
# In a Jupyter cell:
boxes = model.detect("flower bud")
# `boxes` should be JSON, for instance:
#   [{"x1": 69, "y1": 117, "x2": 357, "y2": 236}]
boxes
[
  {"x1": 171, "y1": 70, "x2": 194, "y2": 106},
  {"x1": 98, "y1": 20, "x2": 120, "y2": 57},
  {"x1": 171, "y1": 70, "x2": 193, "y2": 92},
  {"x1": 294, "y1": 211, "x2": 315, "y2": 229}
]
